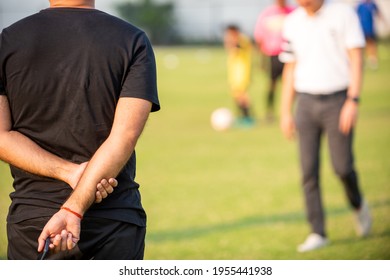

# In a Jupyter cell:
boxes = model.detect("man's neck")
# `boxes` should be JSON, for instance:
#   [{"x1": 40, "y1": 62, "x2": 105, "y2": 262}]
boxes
[
  {"x1": 304, "y1": 0, "x2": 325, "y2": 16},
  {"x1": 49, "y1": 0, "x2": 95, "y2": 9},
  {"x1": 276, "y1": 0, "x2": 287, "y2": 8}
]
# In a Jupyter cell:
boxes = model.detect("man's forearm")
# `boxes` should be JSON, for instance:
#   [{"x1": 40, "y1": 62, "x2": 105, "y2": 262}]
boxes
[
  {"x1": 0, "y1": 96, "x2": 77, "y2": 184},
  {"x1": 281, "y1": 62, "x2": 296, "y2": 115},
  {"x1": 0, "y1": 131, "x2": 78, "y2": 182},
  {"x1": 347, "y1": 47, "x2": 363, "y2": 99},
  {"x1": 62, "y1": 97, "x2": 152, "y2": 215}
]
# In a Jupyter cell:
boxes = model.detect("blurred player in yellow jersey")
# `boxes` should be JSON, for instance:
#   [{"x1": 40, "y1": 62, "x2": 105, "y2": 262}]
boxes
[{"x1": 224, "y1": 24, "x2": 255, "y2": 127}]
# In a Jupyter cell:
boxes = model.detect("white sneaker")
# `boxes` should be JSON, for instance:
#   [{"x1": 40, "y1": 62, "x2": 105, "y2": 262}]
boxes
[
  {"x1": 355, "y1": 200, "x2": 372, "y2": 237},
  {"x1": 297, "y1": 233, "x2": 328, "y2": 253}
]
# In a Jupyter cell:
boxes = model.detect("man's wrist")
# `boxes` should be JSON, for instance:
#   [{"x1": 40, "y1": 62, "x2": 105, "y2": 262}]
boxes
[
  {"x1": 61, "y1": 206, "x2": 83, "y2": 220},
  {"x1": 56, "y1": 161, "x2": 78, "y2": 185},
  {"x1": 347, "y1": 96, "x2": 360, "y2": 104}
]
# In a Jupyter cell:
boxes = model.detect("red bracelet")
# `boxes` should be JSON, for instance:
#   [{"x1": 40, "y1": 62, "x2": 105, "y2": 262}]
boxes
[{"x1": 61, "y1": 206, "x2": 83, "y2": 220}]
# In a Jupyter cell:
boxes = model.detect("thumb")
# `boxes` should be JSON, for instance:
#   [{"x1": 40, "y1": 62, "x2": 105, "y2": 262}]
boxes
[{"x1": 37, "y1": 229, "x2": 51, "y2": 252}]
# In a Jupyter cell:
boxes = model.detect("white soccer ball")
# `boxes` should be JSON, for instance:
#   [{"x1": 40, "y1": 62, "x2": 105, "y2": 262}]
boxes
[{"x1": 210, "y1": 107, "x2": 234, "y2": 131}]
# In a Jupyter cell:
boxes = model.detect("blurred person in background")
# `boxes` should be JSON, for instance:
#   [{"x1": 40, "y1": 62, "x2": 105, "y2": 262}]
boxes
[
  {"x1": 254, "y1": 0, "x2": 295, "y2": 123},
  {"x1": 356, "y1": 0, "x2": 385, "y2": 69},
  {"x1": 224, "y1": 24, "x2": 255, "y2": 128},
  {"x1": 279, "y1": 0, "x2": 371, "y2": 252}
]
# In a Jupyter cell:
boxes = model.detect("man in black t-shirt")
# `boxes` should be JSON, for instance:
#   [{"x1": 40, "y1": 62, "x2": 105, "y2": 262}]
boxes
[{"x1": 0, "y1": 0, "x2": 160, "y2": 259}]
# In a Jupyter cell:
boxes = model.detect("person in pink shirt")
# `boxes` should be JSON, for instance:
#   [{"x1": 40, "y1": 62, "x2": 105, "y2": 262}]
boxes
[{"x1": 254, "y1": 0, "x2": 294, "y2": 122}]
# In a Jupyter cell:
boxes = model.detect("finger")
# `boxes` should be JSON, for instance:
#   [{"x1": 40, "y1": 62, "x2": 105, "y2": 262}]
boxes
[
  {"x1": 344, "y1": 123, "x2": 351, "y2": 135},
  {"x1": 339, "y1": 125, "x2": 346, "y2": 135},
  {"x1": 340, "y1": 126, "x2": 345, "y2": 135},
  {"x1": 49, "y1": 236, "x2": 55, "y2": 250},
  {"x1": 108, "y1": 178, "x2": 118, "y2": 187},
  {"x1": 52, "y1": 234, "x2": 62, "y2": 254},
  {"x1": 95, "y1": 191, "x2": 102, "y2": 203},
  {"x1": 37, "y1": 237, "x2": 46, "y2": 253},
  {"x1": 339, "y1": 118, "x2": 349, "y2": 135},
  {"x1": 37, "y1": 228, "x2": 51, "y2": 252},
  {"x1": 67, "y1": 233, "x2": 75, "y2": 250},
  {"x1": 71, "y1": 235, "x2": 80, "y2": 245},
  {"x1": 60, "y1": 230, "x2": 68, "y2": 251},
  {"x1": 97, "y1": 183, "x2": 108, "y2": 198},
  {"x1": 102, "y1": 179, "x2": 114, "y2": 194}
]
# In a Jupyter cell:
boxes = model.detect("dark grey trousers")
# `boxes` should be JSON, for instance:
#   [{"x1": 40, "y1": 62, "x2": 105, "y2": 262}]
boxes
[{"x1": 295, "y1": 90, "x2": 362, "y2": 237}]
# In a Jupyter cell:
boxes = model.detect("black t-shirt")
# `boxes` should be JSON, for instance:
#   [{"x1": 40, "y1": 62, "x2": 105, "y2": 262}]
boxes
[{"x1": 0, "y1": 8, "x2": 160, "y2": 226}]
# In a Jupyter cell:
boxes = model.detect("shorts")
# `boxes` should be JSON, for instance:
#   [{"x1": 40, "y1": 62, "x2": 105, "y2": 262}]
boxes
[
  {"x1": 362, "y1": 25, "x2": 377, "y2": 41},
  {"x1": 364, "y1": 33, "x2": 377, "y2": 41},
  {"x1": 7, "y1": 216, "x2": 146, "y2": 260},
  {"x1": 270, "y1": 55, "x2": 284, "y2": 81},
  {"x1": 228, "y1": 60, "x2": 251, "y2": 93}
]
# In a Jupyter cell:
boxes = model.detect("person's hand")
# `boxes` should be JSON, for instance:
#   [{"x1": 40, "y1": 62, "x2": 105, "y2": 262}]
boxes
[
  {"x1": 50, "y1": 230, "x2": 75, "y2": 254},
  {"x1": 339, "y1": 100, "x2": 358, "y2": 135},
  {"x1": 67, "y1": 162, "x2": 88, "y2": 189},
  {"x1": 95, "y1": 178, "x2": 118, "y2": 203},
  {"x1": 37, "y1": 208, "x2": 81, "y2": 254},
  {"x1": 66, "y1": 162, "x2": 118, "y2": 203},
  {"x1": 280, "y1": 113, "x2": 296, "y2": 140}
]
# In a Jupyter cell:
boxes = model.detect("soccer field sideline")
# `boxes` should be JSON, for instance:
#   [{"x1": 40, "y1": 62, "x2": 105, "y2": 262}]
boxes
[{"x1": 0, "y1": 44, "x2": 389, "y2": 259}]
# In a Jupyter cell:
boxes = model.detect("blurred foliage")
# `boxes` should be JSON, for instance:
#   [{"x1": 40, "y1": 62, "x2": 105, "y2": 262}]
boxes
[{"x1": 116, "y1": 0, "x2": 180, "y2": 45}]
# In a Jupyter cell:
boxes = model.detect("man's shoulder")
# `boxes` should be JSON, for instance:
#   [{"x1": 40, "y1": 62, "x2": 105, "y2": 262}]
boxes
[
  {"x1": 94, "y1": 10, "x2": 139, "y2": 29},
  {"x1": 325, "y1": 1, "x2": 355, "y2": 15},
  {"x1": 285, "y1": 7, "x2": 304, "y2": 24},
  {"x1": 257, "y1": 5, "x2": 279, "y2": 20},
  {"x1": 2, "y1": 12, "x2": 41, "y2": 33},
  {"x1": 259, "y1": 5, "x2": 290, "y2": 18},
  {"x1": 76, "y1": 9, "x2": 146, "y2": 36}
]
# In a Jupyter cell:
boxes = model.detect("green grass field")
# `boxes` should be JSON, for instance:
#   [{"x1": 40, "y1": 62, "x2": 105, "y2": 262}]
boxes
[{"x1": 0, "y1": 44, "x2": 389, "y2": 260}]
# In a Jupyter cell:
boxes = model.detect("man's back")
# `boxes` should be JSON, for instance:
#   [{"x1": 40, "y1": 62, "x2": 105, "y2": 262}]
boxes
[{"x1": 0, "y1": 8, "x2": 159, "y2": 225}]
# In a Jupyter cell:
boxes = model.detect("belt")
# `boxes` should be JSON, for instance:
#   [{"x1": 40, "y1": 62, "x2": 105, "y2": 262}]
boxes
[{"x1": 297, "y1": 89, "x2": 347, "y2": 99}]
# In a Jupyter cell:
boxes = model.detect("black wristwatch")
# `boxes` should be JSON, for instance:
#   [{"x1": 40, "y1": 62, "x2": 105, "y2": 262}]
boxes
[{"x1": 348, "y1": 96, "x2": 360, "y2": 104}]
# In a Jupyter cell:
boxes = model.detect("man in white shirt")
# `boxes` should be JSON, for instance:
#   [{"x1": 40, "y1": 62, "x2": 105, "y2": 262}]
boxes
[{"x1": 279, "y1": 0, "x2": 371, "y2": 252}]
